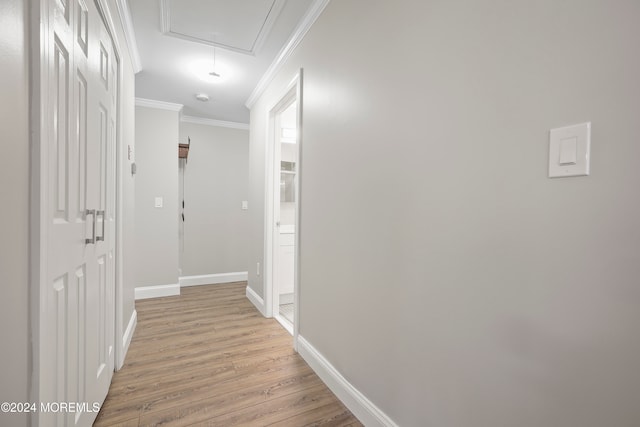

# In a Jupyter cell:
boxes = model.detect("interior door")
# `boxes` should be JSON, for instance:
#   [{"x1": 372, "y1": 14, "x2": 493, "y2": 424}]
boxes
[
  {"x1": 85, "y1": 0, "x2": 117, "y2": 414},
  {"x1": 42, "y1": 0, "x2": 116, "y2": 425}
]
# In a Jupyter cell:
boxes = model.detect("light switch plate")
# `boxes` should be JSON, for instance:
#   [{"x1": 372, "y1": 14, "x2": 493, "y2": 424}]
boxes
[
  {"x1": 549, "y1": 122, "x2": 591, "y2": 178},
  {"x1": 154, "y1": 197, "x2": 163, "y2": 208},
  {"x1": 242, "y1": 201, "x2": 248, "y2": 210}
]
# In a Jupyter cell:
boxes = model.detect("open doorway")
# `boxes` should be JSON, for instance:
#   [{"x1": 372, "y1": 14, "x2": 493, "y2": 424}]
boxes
[
  {"x1": 275, "y1": 101, "x2": 297, "y2": 328},
  {"x1": 265, "y1": 72, "x2": 302, "y2": 342}
]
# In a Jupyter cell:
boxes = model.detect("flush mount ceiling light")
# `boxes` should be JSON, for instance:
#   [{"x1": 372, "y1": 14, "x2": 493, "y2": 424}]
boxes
[{"x1": 195, "y1": 93, "x2": 209, "y2": 102}]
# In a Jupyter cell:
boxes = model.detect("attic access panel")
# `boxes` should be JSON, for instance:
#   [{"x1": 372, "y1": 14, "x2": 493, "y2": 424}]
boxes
[{"x1": 161, "y1": 0, "x2": 286, "y2": 55}]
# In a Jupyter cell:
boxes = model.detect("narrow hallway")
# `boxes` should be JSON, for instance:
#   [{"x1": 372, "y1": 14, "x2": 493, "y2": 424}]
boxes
[{"x1": 94, "y1": 283, "x2": 359, "y2": 426}]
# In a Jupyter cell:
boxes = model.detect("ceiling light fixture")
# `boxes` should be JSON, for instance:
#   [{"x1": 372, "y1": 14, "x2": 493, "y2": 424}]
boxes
[
  {"x1": 209, "y1": 46, "x2": 221, "y2": 78},
  {"x1": 195, "y1": 93, "x2": 209, "y2": 102},
  {"x1": 188, "y1": 59, "x2": 230, "y2": 84}
]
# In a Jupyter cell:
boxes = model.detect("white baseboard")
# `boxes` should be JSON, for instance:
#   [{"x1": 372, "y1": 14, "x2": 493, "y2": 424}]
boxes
[
  {"x1": 119, "y1": 309, "x2": 137, "y2": 368},
  {"x1": 134, "y1": 284, "x2": 180, "y2": 300},
  {"x1": 179, "y1": 272, "x2": 248, "y2": 287},
  {"x1": 275, "y1": 314, "x2": 294, "y2": 335},
  {"x1": 297, "y1": 336, "x2": 398, "y2": 427},
  {"x1": 280, "y1": 292, "x2": 294, "y2": 304},
  {"x1": 246, "y1": 285, "x2": 265, "y2": 316}
]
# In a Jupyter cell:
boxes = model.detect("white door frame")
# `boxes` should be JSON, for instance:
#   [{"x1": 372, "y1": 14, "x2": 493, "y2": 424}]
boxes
[
  {"x1": 264, "y1": 70, "x2": 303, "y2": 349},
  {"x1": 94, "y1": 0, "x2": 127, "y2": 372},
  {"x1": 29, "y1": 0, "x2": 125, "y2": 423}
]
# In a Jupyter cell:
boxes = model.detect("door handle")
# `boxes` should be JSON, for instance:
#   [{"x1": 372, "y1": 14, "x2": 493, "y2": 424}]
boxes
[
  {"x1": 96, "y1": 210, "x2": 105, "y2": 242},
  {"x1": 85, "y1": 209, "x2": 96, "y2": 244}
]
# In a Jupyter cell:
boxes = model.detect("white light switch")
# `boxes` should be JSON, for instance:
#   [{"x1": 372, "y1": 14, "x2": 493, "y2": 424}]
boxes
[
  {"x1": 549, "y1": 122, "x2": 591, "y2": 178},
  {"x1": 242, "y1": 201, "x2": 248, "y2": 210},
  {"x1": 154, "y1": 197, "x2": 163, "y2": 208},
  {"x1": 559, "y1": 137, "x2": 577, "y2": 165}
]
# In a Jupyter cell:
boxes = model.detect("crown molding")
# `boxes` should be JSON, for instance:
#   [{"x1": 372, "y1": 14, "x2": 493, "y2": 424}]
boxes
[
  {"x1": 181, "y1": 115, "x2": 250, "y2": 130},
  {"x1": 135, "y1": 98, "x2": 184, "y2": 111},
  {"x1": 245, "y1": 0, "x2": 330, "y2": 108},
  {"x1": 115, "y1": 0, "x2": 142, "y2": 73}
]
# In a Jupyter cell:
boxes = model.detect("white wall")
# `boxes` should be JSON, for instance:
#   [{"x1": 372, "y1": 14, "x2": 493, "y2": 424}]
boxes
[
  {"x1": 0, "y1": 1, "x2": 29, "y2": 425},
  {"x1": 178, "y1": 122, "x2": 249, "y2": 277},
  {"x1": 248, "y1": 1, "x2": 640, "y2": 426},
  {"x1": 134, "y1": 106, "x2": 180, "y2": 287}
]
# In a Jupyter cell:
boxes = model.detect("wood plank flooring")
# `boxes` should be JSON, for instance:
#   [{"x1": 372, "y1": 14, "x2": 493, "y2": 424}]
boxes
[{"x1": 94, "y1": 282, "x2": 361, "y2": 427}]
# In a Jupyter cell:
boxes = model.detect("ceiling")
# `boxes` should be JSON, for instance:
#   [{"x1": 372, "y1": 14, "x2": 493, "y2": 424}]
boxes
[{"x1": 129, "y1": 0, "x2": 314, "y2": 123}]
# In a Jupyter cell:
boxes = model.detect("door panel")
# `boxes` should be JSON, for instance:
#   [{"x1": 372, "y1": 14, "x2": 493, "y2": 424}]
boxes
[
  {"x1": 76, "y1": 72, "x2": 88, "y2": 216},
  {"x1": 53, "y1": 38, "x2": 70, "y2": 219},
  {"x1": 42, "y1": 0, "x2": 117, "y2": 425}
]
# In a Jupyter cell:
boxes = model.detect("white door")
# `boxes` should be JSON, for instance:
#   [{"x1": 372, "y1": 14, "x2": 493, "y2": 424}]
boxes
[{"x1": 41, "y1": 0, "x2": 117, "y2": 425}]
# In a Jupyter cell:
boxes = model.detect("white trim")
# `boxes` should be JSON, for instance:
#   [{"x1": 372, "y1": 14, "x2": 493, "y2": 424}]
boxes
[
  {"x1": 96, "y1": 0, "x2": 122, "y2": 55},
  {"x1": 112, "y1": 0, "x2": 127, "y2": 372},
  {"x1": 252, "y1": 0, "x2": 287, "y2": 55},
  {"x1": 119, "y1": 309, "x2": 137, "y2": 369},
  {"x1": 134, "y1": 284, "x2": 180, "y2": 300},
  {"x1": 275, "y1": 314, "x2": 293, "y2": 335},
  {"x1": 159, "y1": 0, "x2": 285, "y2": 56},
  {"x1": 297, "y1": 336, "x2": 399, "y2": 427},
  {"x1": 181, "y1": 115, "x2": 249, "y2": 130},
  {"x1": 280, "y1": 292, "x2": 294, "y2": 304},
  {"x1": 246, "y1": 0, "x2": 330, "y2": 108},
  {"x1": 30, "y1": 2, "x2": 48, "y2": 423},
  {"x1": 96, "y1": 0, "x2": 129, "y2": 372},
  {"x1": 246, "y1": 285, "x2": 266, "y2": 316},
  {"x1": 179, "y1": 272, "x2": 248, "y2": 287},
  {"x1": 114, "y1": 0, "x2": 142, "y2": 73},
  {"x1": 292, "y1": 70, "x2": 304, "y2": 352},
  {"x1": 135, "y1": 97, "x2": 184, "y2": 111},
  {"x1": 264, "y1": 73, "x2": 302, "y2": 351}
]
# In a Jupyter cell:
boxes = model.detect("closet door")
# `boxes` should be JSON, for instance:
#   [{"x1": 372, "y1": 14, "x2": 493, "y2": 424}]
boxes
[{"x1": 41, "y1": 0, "x2": 117, "y2": 425}]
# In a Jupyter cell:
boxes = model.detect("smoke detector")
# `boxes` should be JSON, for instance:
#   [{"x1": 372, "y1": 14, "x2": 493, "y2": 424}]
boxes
[{"x1": 195, "y1": 93, "x2": 209, "y2": 102}]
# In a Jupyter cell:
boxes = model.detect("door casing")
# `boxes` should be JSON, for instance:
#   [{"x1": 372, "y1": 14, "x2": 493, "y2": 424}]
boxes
[{"x1": 264, "y1": 71, "x2": 303, "y2": 349}]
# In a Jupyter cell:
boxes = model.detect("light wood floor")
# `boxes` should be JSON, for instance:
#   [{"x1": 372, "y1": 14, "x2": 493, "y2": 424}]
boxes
[{"x1": 94, "y1": 282, "x2": 361, "y2": 426}]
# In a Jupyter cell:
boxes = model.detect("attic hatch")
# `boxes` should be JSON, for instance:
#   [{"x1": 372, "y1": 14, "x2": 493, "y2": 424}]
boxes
[{"x1": 179, "y1": 137, "x2": 190, "y2": 160}]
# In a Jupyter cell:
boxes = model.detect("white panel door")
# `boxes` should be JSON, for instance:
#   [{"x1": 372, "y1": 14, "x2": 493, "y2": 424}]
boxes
[
  {"x1": 41, "y1": 0, "x2": 117, "y2": 425},
  {"x1": 84, "y1": 0, "x2": 117, "y2": 416}
]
